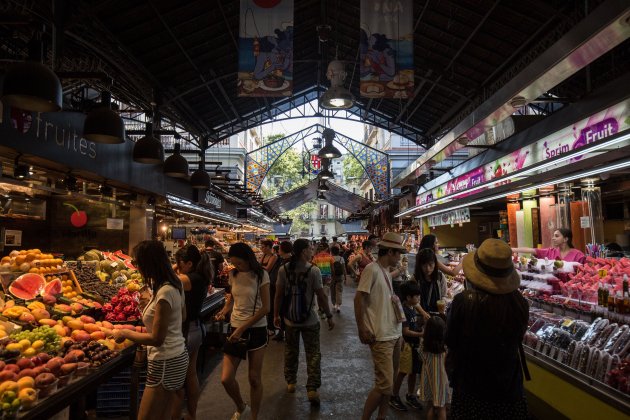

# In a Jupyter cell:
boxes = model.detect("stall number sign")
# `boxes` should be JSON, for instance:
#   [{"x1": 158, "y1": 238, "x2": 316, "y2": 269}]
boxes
[{"x1": 204, "y1": 192, "x2": 222, "y2": 209}]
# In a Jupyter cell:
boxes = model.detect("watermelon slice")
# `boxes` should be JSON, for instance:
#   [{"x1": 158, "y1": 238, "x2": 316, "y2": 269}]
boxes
[
  {"x1": 9, "y1": 273, "x2": 46, "y2": 300},
  {"x1": 42, "y1": 278, "x2": 62, "y2": 296}
]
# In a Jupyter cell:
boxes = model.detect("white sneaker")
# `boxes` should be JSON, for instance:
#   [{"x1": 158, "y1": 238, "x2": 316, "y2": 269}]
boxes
[{"x1": 230, "y1": 404, "x2": 250, "y2": 420}]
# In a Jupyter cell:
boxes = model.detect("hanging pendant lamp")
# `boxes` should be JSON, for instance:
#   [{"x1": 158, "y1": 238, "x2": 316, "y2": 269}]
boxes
[
  {"x1": 319, "y1": 158, "x2": 334, "y2": 180},
  {"x1": 319, "y1": 60, "x2": 354, "y2": 110},
  {"x1": 133, "y1": 122, "x2": 164, "y2": 164},
  {"x1": 190, "y1": 160, "x2": 211, "y2": 189},
  {"x1": 318, "y1": 128, "x2": 342, "y2": 158},
  {"x1": 83, "y1": 91, "x2": 125, "y2": 144},
  {"x1": 164, "y1": 143, "x2": 189, "y2": 178},
  {"x1": 317, "y1": 191, "x2": 326, "y2": 200},
  {"x1": 317, "y1": 179, "x2": 329, "y2": 192},
  {"x1": 1, "y1": 37, "x2": 62, "y2": 112}
]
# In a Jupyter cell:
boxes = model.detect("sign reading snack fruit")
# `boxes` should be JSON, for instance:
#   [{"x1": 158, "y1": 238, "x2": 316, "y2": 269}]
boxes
[{"x1": 63, "y1": 203, "x2": 88, "y2": 227}]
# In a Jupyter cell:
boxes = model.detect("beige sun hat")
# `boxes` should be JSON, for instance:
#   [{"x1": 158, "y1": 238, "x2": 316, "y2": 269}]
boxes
[
  {"x1": 462, "y1": 238, "x2": 520, "y2": 294},
  {"x1": 377, "y1": 232, "x2": 407, "y2": 252}
]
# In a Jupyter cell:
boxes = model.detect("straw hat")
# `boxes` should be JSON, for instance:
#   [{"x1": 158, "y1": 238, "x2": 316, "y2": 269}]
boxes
[
  {"x1": 377, "y1": 232, "x2": 407, "y2": 251},
  {"x1": 462, "y1": 239, "x2": 520, "y2": 294}
]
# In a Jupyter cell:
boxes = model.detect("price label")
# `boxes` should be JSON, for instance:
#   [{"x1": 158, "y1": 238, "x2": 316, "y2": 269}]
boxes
[{"x1": 580, "y1": 216, "x2": 591, "y2": 228}]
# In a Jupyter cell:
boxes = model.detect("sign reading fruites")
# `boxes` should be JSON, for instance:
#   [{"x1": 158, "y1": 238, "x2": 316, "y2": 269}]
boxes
[{"x1": 64, "y1": 203, "x2": 88, "y2": 228}]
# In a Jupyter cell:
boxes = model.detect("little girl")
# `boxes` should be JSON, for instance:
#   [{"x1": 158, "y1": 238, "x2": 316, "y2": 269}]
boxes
[{"x1": 418, "y1": 316, "x2": 450, "y2": 420}]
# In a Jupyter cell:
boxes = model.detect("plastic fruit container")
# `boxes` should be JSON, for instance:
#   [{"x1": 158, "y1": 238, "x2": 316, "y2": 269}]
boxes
[
  {"x1": 75, "y1": 363, "x2": 90, "y2": 377},
  {"x1": 36, "y1": 378, "x2": 58, "y2": 398},
  {"x1": 57, "y1": 371, "x2": 75, "y2": 388}
]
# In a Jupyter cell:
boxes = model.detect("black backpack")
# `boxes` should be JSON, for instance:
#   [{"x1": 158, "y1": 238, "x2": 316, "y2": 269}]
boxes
[
  {"x1": 332, "y1": 257, "x2": 344, "y2": 278},
  {"x1": 281, "y1": 264, "x2": 314, "y2": 323}
]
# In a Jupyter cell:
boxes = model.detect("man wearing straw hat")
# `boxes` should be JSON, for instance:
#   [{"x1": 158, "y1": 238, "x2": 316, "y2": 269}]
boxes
[
  {"x1": 354, "y1": 232, "x2": 406, "y2": 420},
  {"x1": 447, "y1": 239, "x2": 530, "y2": 419}
]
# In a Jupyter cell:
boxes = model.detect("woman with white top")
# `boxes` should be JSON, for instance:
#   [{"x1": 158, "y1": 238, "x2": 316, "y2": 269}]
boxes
[
  {"x1": 215, "y1": 242, "x2": 270, "y2": 420},
  {"x1": 112, "y1": 240, "x2": 187, "y2": 420}
]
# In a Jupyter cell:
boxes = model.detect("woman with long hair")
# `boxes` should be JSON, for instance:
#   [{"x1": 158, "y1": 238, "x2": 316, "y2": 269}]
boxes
[
  {"x1": 418, "y1": 234, "x2": 459, "y2": 277},
  {"x1": 512, "y1": 227, "x2": 585, "y2": 263},
  {"x1": 215, "y1": 243, "x2": 270, "y2": 420},
  {"x1": 111, "y1": 241, "x2": 187, "y2": 420},
  {"x1": 171, "y1": 245, "x2": 213, "y2": 420},
  {"x1": 412, "y1": 248, "x2": 447, "y2": 314},
  {"x1": 447, "y1": 239, "x2": 530, "y2": 419}
]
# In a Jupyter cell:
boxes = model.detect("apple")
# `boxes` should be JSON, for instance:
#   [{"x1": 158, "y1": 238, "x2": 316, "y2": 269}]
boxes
[
  {"x1": 18, "y1": 387, "x2": 37, "y2": 406},
  {"x1": 16, "y1": 358, "x2": 34, "y2": 370},
  {"x1": 34, "y1": 372, "x2": 56, "y2": 387}
]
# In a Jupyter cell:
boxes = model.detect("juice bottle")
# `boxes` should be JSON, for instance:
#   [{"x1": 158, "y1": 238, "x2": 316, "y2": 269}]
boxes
[
  {"x1": 616, "y1": 292, "x2": 624, "y2": 315},
  {"x1": 607, "y1": 286, "x2": 615, "y2": 311}
]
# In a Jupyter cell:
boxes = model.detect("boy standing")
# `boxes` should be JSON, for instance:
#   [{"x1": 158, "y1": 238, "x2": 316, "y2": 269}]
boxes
[{"x1": 390, "y1": 281, "x2": 426, "y2": 411}]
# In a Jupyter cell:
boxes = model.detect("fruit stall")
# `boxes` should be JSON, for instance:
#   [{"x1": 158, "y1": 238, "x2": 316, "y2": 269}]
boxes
[
  {"x1": 518, "y1": 255, "x2": 630, "y2": 418},
  {"x1": 0, "y1": 248, "x2": 151, "y2": 418}
]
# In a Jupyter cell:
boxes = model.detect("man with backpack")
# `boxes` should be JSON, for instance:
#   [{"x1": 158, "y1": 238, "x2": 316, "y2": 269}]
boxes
[
  {"x1": 273, "y1": 238, "x2": 335, "y2": 406},
  {"x1": 330, "y1": 246, "x2": 347, "y2": 313},
  {"x1": 268, "y1": 241, "x2": 293, "y2": 341}
]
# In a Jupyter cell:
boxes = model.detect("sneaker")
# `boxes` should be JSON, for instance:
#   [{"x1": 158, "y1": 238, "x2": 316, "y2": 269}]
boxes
[
  {"x1": 388, "y1": 396, "x2": 407, "y2": 411},
  {"x1": 307, "y1": 390, "x2": 320, "y2": 405},
  {"x1": 336, "y1": 306, "x2": 341, "y2": 313},
  {"x1": 230, "y1": 404, "x2": 250, "y2": 420},
  {"x1": 405, "y1": 394, "x2": 423, "y2": 409},
  {"x1": 287, "y1": 383, "x2": 296, "y2": 393}
]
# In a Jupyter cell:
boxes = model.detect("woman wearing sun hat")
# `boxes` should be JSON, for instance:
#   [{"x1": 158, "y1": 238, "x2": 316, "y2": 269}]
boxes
[{"x1": 446, "y1": 239, "x2": 529, "y2": 419}]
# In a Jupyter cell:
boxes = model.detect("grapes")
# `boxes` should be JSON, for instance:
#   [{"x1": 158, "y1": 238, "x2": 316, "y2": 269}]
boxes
[{"x1": 9, "y1": 326, "x2": 61, "y2": 353}]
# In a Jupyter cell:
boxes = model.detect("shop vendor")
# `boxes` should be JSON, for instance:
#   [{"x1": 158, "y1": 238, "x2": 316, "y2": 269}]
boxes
[{"x1": 512, "y1": 228, "x2": 586, "y2": 264}]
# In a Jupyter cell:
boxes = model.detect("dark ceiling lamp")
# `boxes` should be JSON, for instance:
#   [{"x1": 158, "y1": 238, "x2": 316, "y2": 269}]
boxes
[
  {"x1": 191, "y1": 142, "x2": 211, "y2": 189},
  {"x1": 83, "y1": 91, "x2": 125, "y2": 144},
  {"x1": 319, "y1": 60, "x2": 354, "y2": 110},
  {"x1": 1, "y1": 34, "x2": 62, "y2": 112},
  {"x1": 319, "y1": 158, "x2": 334, "y2": 180},
  {"x1": 133, "y1": 122, "x2": 164, "y2": 164},
  {"x1": 13, "y1": 156, "x2": 30, "y2": 180},
  {"x1": 317, "y1": 191, "x2": 326, "y2": 200},
  {"x1": 317, "y1": 179, "x2": 329, "y2": 192},
  {"x1": 163, "y1": 143, "x2": 189, "y2": 178},
  {"x1": 318, "y1": 128, "x2": 342, "y2": 158}
]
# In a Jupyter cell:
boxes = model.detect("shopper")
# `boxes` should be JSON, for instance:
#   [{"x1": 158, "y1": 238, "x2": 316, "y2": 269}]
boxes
[
  {"x1": 215, "y1": 242, "x2": 270, "y2": 420},
  {"x1": 274, "y1": 238, "x2": 335, "y2": 405},
  {"x1": 418, "y1": 316, "x2": 449, "y2": 420},
  {"x1": 411, "y1": 248, "x2": 447, "y2": 315},
  {"x1": 512, "y1": 227, "x2": 586, "y2": 263},
  {"x1": 259, "y1": 239, "x2": 278, "y2": 273},
  {"x1": 270, "y1": 240, "x2": 293, "y2": 341},
  {"x1": 419, "y1": 234, "x2": 459, "y2": 277},
  {"x1": 350, "y1": 240, "x2": 376, "y2": 283},
  {"x1": 343, "y1": 241, "x2": 358, "y2": 281},
  {"x1": 330, "y1": 246, "x2": 346, "y2": 313},
  {"x1": 172, "y1": 245, "x2": 213, "y2": 420},
  {"x1": 312, "y1": 243, "x2": 334, "y2": 317},
  {"x1": 111, "y1": 240, "x2": 187, "y2": 420},
  {"x1": 354, "y1": 232, "x2": 405, "y2": 420},
  {"x1": 390, "y1": 281, "x2": 424, "y2": 412},
  {"x1": 205, "y1": 239, "x2": 226, "y2": 289},
  {"x1": 390, "y1": 254, "x2": 409, "y2": 300},
  {"x1": 447, "y1": 238, "x2": 529, "y2": 419}
]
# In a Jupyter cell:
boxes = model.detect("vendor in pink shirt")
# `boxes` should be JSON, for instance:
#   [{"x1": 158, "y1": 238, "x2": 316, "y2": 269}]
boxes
[{"x1": 513, "y1": 228, "x2": 586, "y2": 264}]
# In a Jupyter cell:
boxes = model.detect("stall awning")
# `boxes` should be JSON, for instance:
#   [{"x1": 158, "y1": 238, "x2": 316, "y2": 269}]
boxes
[
  {"x1": 265, "y1": 178, "x2": 372, "y2": 214},
  {"x1": 336, "y1": 221, "x2": 368, "y2": 235},
  {"x1": 271, "y1": 222, "x2": 293, "y2": 236},
  {"x1": 166, "y1": 194, "x2": 241, "y2": 226}
]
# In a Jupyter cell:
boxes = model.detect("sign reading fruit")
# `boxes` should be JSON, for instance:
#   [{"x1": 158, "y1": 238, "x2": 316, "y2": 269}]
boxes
[{"x1": 63, "y1": 203, "x2": 88, "y2": 228}]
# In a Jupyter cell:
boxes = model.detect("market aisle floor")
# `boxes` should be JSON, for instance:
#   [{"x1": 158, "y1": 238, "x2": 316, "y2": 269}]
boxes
[{"x1": 195, "y1": 282, "x2": 424, "y2": 420}]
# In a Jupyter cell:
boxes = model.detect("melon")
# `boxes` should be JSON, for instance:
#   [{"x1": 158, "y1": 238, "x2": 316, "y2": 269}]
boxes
[
  {"x1": 8, "y1": 273, "x2": 46, "y2": 300},
  {"x1": 42, "y1": 279, "x2": 62, "y2": 296}
]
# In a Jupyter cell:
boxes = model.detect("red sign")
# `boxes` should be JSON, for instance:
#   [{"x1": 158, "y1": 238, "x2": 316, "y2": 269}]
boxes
[{"x1": 311, "y1": 155, "x2": 321, "y2": 171}]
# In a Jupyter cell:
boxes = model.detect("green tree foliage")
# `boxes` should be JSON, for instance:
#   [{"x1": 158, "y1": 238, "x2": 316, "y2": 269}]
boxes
[
  {"x1": 286, "y1": 202, "x2": 317, "y2": 236},
  {"x1": 343, "y1": 154, "x2": 365, "y2": 181}
]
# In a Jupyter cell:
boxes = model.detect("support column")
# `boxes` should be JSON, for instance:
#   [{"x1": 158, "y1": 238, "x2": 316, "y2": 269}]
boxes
[
  {"x1": 581, "y1": 184, "x2": 604, "y2": 246},
  {"x1": 129, "y1": 204, "x2": 154, "y2": 252}
]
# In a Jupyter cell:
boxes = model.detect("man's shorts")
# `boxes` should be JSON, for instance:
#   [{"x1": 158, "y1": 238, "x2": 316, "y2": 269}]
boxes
[{"x1": 369, "y1": 337, "x2": 402, "y2": 395}]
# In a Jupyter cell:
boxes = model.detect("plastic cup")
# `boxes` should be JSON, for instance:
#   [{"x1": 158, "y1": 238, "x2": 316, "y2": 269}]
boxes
[{"x1": 437, "y1": 300, "x2": 446, "y2": 313}]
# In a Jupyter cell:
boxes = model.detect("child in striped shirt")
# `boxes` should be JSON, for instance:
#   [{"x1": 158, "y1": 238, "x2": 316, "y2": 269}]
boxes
[{"x1": 418, "y1": 316, "x2": 450, "y2": 420}]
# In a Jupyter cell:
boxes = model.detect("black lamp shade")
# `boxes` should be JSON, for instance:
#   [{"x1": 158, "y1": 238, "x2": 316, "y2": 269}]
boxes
[
  {"x1": 319, "y1": 167, "x2": 334, "y2": 179},
  {"x1": 1, "y1": 61, "x2": 62, "y2": 112},
  {"x1": 133, "y1": 134, "x2": 164, "y2": 164},
  {"x1": 319, "y1": 85, "x2": 354, "y2": 110},
  {"x1": 317, "y1": 181, "x2": 329, "y2": 192},
  {"x1": 163, "y1": 144, "x2": 189, "y2": 178},
  {"x1": 317, "y1": 192, "x2": 326, "y2": 200},
  {"x1": 190, "y1": 169, "x2": 211, "y2": 189},
  {"x1": 318, "y1": 143, "x2": 342, "y2": 158},
  {"x1": 84, "y1": 107, "x2": 125, "y2": 144}
]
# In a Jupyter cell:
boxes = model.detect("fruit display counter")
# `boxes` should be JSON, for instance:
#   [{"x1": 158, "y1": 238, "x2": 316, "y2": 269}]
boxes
[{"x1": 0, "y1": 248, "x2": 147, "y2": 418}]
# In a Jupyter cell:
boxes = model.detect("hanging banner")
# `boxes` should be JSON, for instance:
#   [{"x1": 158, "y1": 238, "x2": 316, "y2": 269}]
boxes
[
  {"x1": 360, "y1": 0, "x2": 414, "y2": 99},
  {"x1": 238, "y1": 0, "x2": 294, "y2": 97}
]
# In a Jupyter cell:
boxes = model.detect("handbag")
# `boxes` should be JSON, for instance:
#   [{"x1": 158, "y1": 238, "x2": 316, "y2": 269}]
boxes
[{"x1": 222, "y1": 274, "x2": 261, "y2": 360}]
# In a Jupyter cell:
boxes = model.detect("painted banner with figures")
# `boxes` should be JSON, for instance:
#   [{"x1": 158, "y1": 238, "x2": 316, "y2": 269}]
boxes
[
  {"x1": 238, "y1": 0, "x2": 293, "y2": 97},
  {"x1": 360, "y1": 0, "x2": 414, "y2": 99}
]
